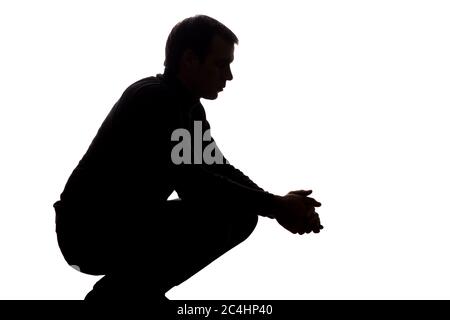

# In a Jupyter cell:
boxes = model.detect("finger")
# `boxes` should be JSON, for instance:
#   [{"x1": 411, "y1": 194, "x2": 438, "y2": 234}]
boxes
[
  {"x1": 287, "y1": 226, "x2": 298, "y2": 234},
  {"x1": 289, "y1": 190, "x2": 312, "y2": 196},
  {"x1": 311, "y1": 220, "x2": 322, "y2": 233},
  {"x1": 296, "y1": 225, "x2": 307, "y2": 235},
  {"x1": 309, "y1": 215, "x2": 320, "y2": 226},
  {"x1": 309, "y1": 223, "x2": 320, "y2": 232},
  {"x1": 303, "y1": 222, "x2": 314, "y2": 233},
  {"x1": 308, "y1": 216, "x2": 321, "y2": 232},
  {"x1": 304, "y1": 197, "x2": 322, "y2": 207}
]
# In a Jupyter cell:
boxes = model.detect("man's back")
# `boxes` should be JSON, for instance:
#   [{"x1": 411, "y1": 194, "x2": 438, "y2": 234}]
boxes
[{"x1": 57, "y1": 74, "x2": 195, "y2": 216}]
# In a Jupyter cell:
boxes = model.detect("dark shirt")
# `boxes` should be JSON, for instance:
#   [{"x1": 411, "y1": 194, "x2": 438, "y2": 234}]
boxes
[{"x1": 55, "y1": 69, "x2": 276, "y2": 221}]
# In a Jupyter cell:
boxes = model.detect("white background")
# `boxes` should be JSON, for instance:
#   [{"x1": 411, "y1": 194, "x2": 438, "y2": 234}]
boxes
[{"x1": 1, "y1": 0, "x2": 449, "y2": 299}]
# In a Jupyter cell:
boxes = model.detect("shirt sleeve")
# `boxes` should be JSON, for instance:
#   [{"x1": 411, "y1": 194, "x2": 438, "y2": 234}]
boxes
[
  {"x1": 210, "y1": 160, "x2": 265, "y2": 191},
  {"x1": 172, "y1": 162, "x2": 277, "y2": 217}
]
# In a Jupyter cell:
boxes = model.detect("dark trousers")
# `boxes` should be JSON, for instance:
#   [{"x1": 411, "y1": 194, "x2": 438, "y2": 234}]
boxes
[{"x1": 54, "y1": 198, "x2": 258, "y2": 302}]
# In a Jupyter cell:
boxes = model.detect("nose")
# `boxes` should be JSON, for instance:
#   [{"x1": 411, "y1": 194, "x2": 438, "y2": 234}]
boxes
[{"x1": 225, "y1": 64, "x2": 233, "y2": 81}]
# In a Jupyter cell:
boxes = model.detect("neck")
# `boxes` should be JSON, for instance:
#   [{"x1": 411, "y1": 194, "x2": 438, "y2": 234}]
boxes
[
  {"x1": 163, "y1": 67, "x2": 200, "y2": 103},
  {"x1": 169, "y1": 67, "x2": 199, "y2": 97}
]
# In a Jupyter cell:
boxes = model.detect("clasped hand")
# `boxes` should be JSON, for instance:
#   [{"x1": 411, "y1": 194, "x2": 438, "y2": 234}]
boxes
[{"x1": 275, "y1": 190, "x2": 323, "y2": 235}]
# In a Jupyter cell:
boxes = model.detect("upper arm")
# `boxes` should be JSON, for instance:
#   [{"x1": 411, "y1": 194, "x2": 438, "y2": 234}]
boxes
[{"x1": 116, "y1": 85, "x2": 176, "y2": 169}]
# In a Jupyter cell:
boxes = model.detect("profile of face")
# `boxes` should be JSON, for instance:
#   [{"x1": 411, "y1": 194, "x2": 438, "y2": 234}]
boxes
[{"x1": 180, "y1": 35, "x2": 235, "y2": 100}]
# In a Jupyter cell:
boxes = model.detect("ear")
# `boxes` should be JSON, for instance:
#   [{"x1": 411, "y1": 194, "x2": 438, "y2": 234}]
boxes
[{"x1": 180, "y1": 49, "x2": 200, "y2": 71}]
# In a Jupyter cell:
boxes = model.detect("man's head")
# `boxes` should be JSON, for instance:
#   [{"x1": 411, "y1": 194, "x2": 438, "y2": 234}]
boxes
[{"x1": 164, "y1": 15, "x2": 238, "y2": 100}]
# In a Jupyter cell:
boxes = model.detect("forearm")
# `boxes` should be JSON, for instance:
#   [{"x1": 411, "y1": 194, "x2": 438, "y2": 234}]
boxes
[
  {"x1": 210, "y1": 161, "x2": 265, "y2": 192},
  {"x1": 174, "y1": 163, "x2": 278, "y2": 217},
  {"x1": 258, "y1": 194, "x2": 283, "y2": 219}
]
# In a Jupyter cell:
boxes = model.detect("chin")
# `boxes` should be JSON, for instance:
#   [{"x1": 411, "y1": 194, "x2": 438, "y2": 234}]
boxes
[{"x1": 202, "y1": 92, "x2": 219, "y2": 100}]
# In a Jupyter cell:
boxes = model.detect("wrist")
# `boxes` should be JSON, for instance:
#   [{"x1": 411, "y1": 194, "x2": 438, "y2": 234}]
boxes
[{"x1": 263, "y1": 194, "x2": 283, "y2": 219}]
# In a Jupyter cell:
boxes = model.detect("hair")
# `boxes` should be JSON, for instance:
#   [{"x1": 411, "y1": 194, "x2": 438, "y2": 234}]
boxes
[{"x1": 164, "y1": 15, "x2": 239, "y2": 73}]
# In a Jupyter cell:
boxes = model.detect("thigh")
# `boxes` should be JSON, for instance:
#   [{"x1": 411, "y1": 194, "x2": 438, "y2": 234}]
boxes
[
  {"x1": 155, "y1": 199, "x2": 233, "y2": 256},
  {"x1": 149, "y1": 199, "x2": 259, "y2": 288},
  {"x1": 82, "y1": 199, "x2": 260, "y2": 295}
]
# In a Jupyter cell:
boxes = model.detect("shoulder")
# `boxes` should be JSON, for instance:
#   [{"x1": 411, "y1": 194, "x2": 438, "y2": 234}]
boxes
[
  {"x1": 121, "y1": 74, "x2": 170, "y2": 104},
  {"x1": 114, "y1": 74, "x2": 175, "y2": 120}
]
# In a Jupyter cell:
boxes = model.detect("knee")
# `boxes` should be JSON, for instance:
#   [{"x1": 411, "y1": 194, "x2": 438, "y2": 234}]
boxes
[
  {"x1": 246, "y1": 213, "x2": 259, "y2": 235},
  {"x1": 232, "y1": 213, "x2": 259, "y2": 245}
]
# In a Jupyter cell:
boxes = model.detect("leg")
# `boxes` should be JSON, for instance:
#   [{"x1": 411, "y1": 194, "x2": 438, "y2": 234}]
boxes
[
  {"x1": 156, "y1": 199, "x2": 259, "y2": 291},
  {"x1": 84, "y1": 199, "x2": 259, "y2": 301}
]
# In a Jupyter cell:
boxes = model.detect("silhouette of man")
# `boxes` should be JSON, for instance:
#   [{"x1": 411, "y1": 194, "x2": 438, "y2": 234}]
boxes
[{"x1": 53, "y1": 15, "x2": 323, "y2": 304}]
